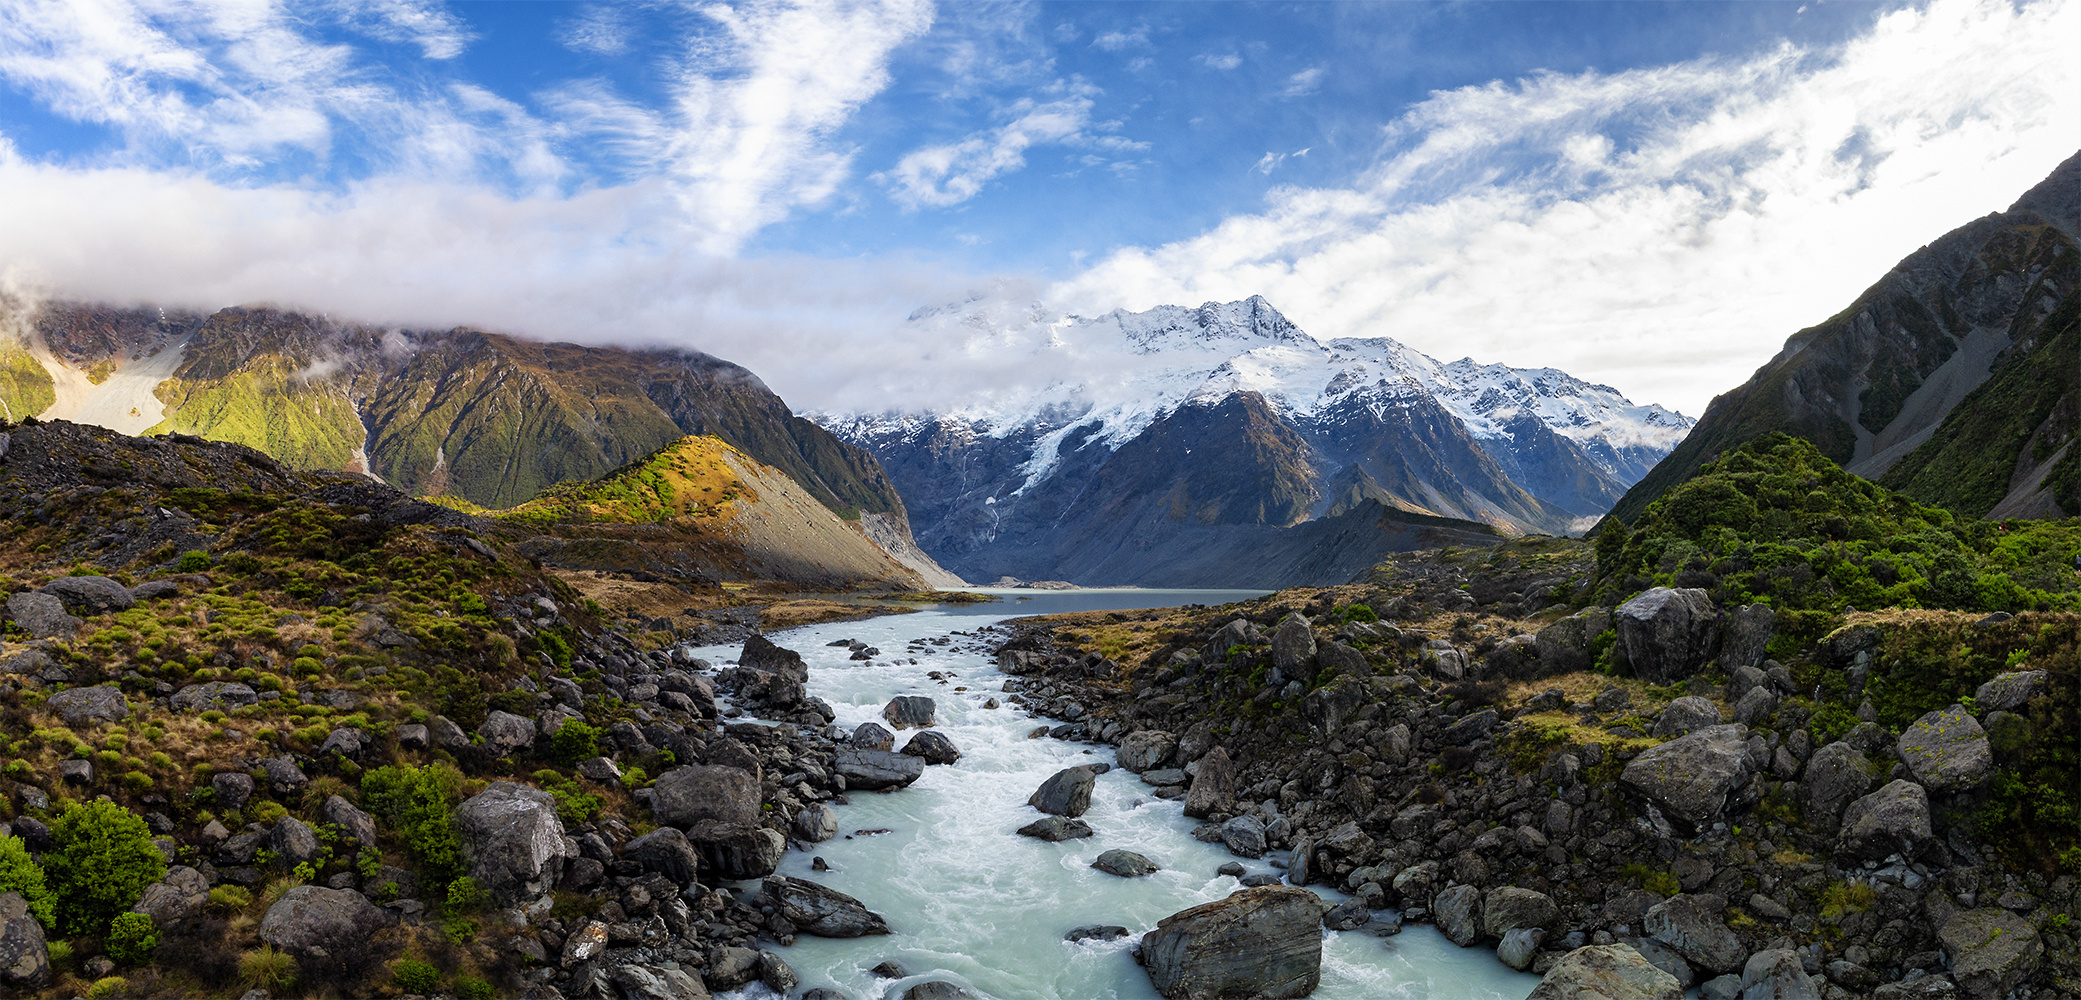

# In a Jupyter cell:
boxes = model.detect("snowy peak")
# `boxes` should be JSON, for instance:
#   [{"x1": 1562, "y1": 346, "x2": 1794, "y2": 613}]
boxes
[
  {"x1": 1105, "y1": 294, "x2": 1312, "y2": 355},
  {"x1": 1427, "y1": 356, "x2": 1695, "y2": 453}
]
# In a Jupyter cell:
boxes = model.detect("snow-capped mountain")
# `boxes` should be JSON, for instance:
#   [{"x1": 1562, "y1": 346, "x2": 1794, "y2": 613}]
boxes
[{"x1": 813, "y1": 296, "x2": 1693, "y2": 587}]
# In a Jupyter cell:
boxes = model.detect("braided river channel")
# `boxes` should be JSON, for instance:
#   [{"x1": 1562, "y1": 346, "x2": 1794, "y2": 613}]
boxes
[{"x1": 692, "y1": 589, "x2": 1540, "y2": 1000}]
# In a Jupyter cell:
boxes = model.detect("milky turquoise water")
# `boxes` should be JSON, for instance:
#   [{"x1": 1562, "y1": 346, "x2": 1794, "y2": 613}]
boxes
[{"x1": 693, "y1": 590, "x2": 1539, "y2": 1000}]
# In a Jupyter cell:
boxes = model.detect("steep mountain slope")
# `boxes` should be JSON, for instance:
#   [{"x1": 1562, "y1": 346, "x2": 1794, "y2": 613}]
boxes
[
  {"x1": 821, "y1": 296, "x2": 1689, "y2": 585},
  {"x1": 1608, "y1": 147, "x2": 2081, "y2": 524},
  {"x1": 0, "y1": 299, "x2": 959, "y2": 583}
]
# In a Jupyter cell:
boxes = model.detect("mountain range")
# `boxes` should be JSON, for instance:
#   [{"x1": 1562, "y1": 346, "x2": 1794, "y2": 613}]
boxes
[{"x1": 816, "y1": 296, "x2": 1692, "y2": 586}]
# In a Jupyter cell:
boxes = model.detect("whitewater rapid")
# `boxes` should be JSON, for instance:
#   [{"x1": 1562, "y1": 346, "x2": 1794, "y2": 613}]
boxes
[{"x1": 691, "y1": 589, "x2": 1539, "y2": 1000}]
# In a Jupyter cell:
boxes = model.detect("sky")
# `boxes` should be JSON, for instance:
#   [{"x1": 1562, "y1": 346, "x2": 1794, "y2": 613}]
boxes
[{"x1": 0, "y1": 0, "x2": 2078, "y2": 419}]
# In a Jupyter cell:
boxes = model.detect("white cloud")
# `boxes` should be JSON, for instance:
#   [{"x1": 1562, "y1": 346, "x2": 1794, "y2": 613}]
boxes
[
  {"x1": 1252, "y1": 147, "x2": 1309, "y2": 175},
  {"x1": 1280, "y1": 66, "x2": 1323, "y2": 98},
  {"x1": 330, "y1": 0, "x2": 472, "y2": 60},
  {"x1": 1196, "y1": 51, "x2": 1241, "y2": 71},
  {"x1": 556, "y1": 4, "x2": 632, "y2": 56},
  {"x1": 876, "y1": 83, "x2": 1101, "y2": 208},
  {"x1": 1091, "y1": 27, "x2": 1147, "y2": 52},
  {"x1": 1050, "y1": 0, "x2": 2081, "y2": 417}
]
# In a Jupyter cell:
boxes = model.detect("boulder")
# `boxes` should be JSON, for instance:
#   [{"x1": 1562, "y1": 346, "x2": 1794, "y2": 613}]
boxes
[
  {"x1": 1201, "y1": 618, "x2": 1263, "y2": 665},
  {"x1": 40, "y1": 575, "x2": 135, "y2": 614},
  {"x1": 1485, "y1": 634, "x2": 1543, "y2": 680},
  {"x1": 1737, "y1": 948, "x2": 1819, "y2": 1000},
  {"x1": 1016, "y1": 816, "x2": 1093, "y2": 841},
  {"x1": 1419, "y1": 640, "x2": 1468, "y2": 680},
  {"x1": 454, "y1": 781, "x2": 574, "y2": 904},
  {"x1": 610, "y1": 964, "x2": 711, "y2": 1000},
  {"x1": 1484, "y1": 886, "x2": 1560, "y2": 939},
  {"x1": 477, "y1": 710, "x2": 537, "y2": 756},
  {"x1": 1643, "y1": 894, "x2": 1744, "y2": 974},
  {"x1": 260, "y1": 756, "x2": 307, "y2": 791},
  {"x1": 756, "y1": 951, "x2": 797, "y2": 994},
  {"x1": 792, "y1": 802, "x2": 839, "y2": 842},
  {"x1": 170, "y1": 681, "x2": 259, "y2": 712},
  {"x1": 132, "y1": 866, "x2": 211, "y2": 924},
  {"x1": 624, "y1": 827, "x2": 702, "y2": 885},
  {"x1": 1897, "y1": 706, "x2": 1994, "y2": 793},
  {"x1": 1435, "y1": 884, "x2": 1483, "y2": 946},
  {"x1": 903, "y1": 983, "x2": 976, "y2": 1000},
  {"x1": 44, "y1": 684, "x2": 128, "y2": 726},
  {"x1": 1940, "y1": 908, "x2": 2041, "y2": 1000},
  {"x1": 1800, "y1": 742, "x2": 1877, "y2": 833},
  {"x1": 1182, "y1": 746, "x2": 1236, "y2": 819},
  {"x1": 1117, "y1": 730, "x2": 1177, "y2": 772},
  {"x1": 1732, "y1": 687, "x2": 1778, "y2": 726},
  {"x1": 258, "y1": 885, "x2": 394, "y2": 959},
  {"x1": 1632, "y1": 938, "x2": 1694, "y2": 988},
  {"x1": 1219, "y1": 816, "x2": 1266, "y2": 858},
  {"x1": 575, "y1": 756, "x2": 622, "y2": 783},
  {"x1": 1528, "y1": 944, "x2": 1683, "y2": 1000},
  {"x1": 881, "y1": 695, "x2": 936, "y2": 730},
  {"x1": 833, "y1": 749, "x2": 925, "y2": 791},
  {"x1": 1302, "y1": 674, "x2": 1368, "y2": 736},
  {"x1": 1651, "y1": 697, "x2": 1723, "y2": 738},
  {"x1": 1973, "y1": 670, "x2": 2047, "y2": 714},
  {"x1": 1092, "y1": 849, "x2": 1160, "y2": 877},
  {"x1": 1620, "y1": 724, "x2": 1752, "y2": 830},
  {"x1": 651, "y1": 765, "x2": 762, "y2": 827},
  {"x1": 1028, "y1": 766, "x2": 1096, "y2": 817},
  {"x1": 4, "y1": 593, "x2": 79, "y2": 639},
  {"x1": 1721, "y1": 603, "x2": 1775, "y2": 670},
  {"x1": 1321, "y1": 898, "x2": 1370, "y2": 931},
  {"x1": 1498, "y1": 928, "x2": 1546, "y2": 971},
  {"x1": 901, "y1": 730, "x2": 961, "y2": 765},
  {"x1": 1616, "y1": 587, "x2": 1720, "y2": 684},
  {"x1": 1535, "y1": 611, "x2": 1603, "y2": 675},
  {"x1": 1270, "y1": 613, "x2": 1318, "y2": 683},
  {"x1": 1140, "y1": 885, "x2": 1324, "y2": 999},
  {"x1": 851, "y1": 722, "x2": 895, "y2": 751},
  {"x1": 683, "y1": 821, "x2": 786, "y2": 880},
  {"x1": 763, "y1": 876, "x2": 890, "y2": 936},
  {"x1": 213, "y1": 772, "x2": 255, "y2": 810},
  {"x1": 1441, "y1": 708, "x2": 1500, "y2": 746},
  {"x1": 739, "y1": 634, "x2": 808, "y2": 680},
  {"x1": 1837, "y1": 779, "x2": 1936, "y2": 863},
  {"x1": 322, "y1": 795, "x2": 378, "y2": 847},
  {"x1": 0, "y1": 893, "x2": 49, "y2": 988},
  {"x1": 270, "y1": 816, "x2": 322, "y2": 867}
]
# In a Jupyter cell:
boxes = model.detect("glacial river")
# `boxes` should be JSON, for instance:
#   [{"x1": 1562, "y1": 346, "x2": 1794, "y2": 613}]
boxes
[{"x1": 691, "y1": 589, "x2": 1539, "y2": 1000}]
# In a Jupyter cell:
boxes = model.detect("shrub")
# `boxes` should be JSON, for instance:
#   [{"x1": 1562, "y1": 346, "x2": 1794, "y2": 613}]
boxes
[
  {"x1": 206, "y1": 885, "x2": 252, "y2": 913},
  {"x1": 530, "y1": 769, "x2": 601, "y2": 825},
  {"x1": 361, "y1": 763, "x2": 466, "y2": 885},
  {"x1": 43, "y1": 800, "x2": 167, "y2": 936},
  {"x1": 107, "y1": 911, "x2": 160, "y2": 966},
  {"x1": 178, "y1": 550, "x2": 213, "y2": 572},
  {"x1": 551, "y1": 718, "x2": 600, "y2": 766},
  {"x1": 85, "y1": 976, "x2": 129, "y2": 999},
  {"x1": 456, "y1": 974, "x2": 498, "y2": 999},
  {"x1": 0, "y1": 834, "x2": 55, "y2": 928},
  {"x1": 393, "y1": 958, "x2": 441, "y2": 993},
  {"x1": 239, "y1": 946, "x2": 296, "y2": 992}
]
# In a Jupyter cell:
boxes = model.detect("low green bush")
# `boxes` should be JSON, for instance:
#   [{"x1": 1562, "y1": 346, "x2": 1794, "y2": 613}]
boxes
[
  {"x1": 393, "y1": 958, "x2": 441, "y2": 993},
  {"x1": 0, "y1": 834, "x2": 54, "y2": 927},
  {"x1": 43, "y1": 800, "x2": 167, "y2": 936},
  {"x1": 106, "y1": 911, "x2": 160, "y2": 966}
]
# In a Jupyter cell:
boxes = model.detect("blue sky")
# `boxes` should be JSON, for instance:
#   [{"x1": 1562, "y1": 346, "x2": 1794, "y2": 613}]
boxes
[{"x1": 1, "y1": 0, "x2": 2078, "y2": 416}]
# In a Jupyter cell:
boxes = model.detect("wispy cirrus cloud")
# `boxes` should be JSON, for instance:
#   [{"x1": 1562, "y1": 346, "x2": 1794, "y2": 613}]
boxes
[{"x1": 876, "y1": 79, "x2": 1143, "y2": 208}]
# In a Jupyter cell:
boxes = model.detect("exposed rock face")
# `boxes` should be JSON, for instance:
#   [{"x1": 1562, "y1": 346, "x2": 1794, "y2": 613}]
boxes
[
  {"x1": 1527, "y1": 944, "x2": 1683, "y2": 1000},
  {"x1": 1140, "y1": 885, "x2": 1324, "y2": 999},
  {"x1": 1484, "y1": 886, "x2": 1560, "y2": 939},
  {"x1": 833, "y1": 749, "x2": 925, "y2": 790},
  {"x1": 4, "y1": 592, "x2": 79, "y2": 639},
  {"x1": 170, "y1": 681, "x2": 258, "y2": 712},
  {"x1": 624, "y1": 827, "x2": 702, "y2": 885},
  {"x1": 684, "y1": 822, "x2": 786, "y2": 880},
  {"x1": 1028, "y1": 766, "x2": 1096, "y2": 817},
  {"x1": 40, "y1": 575, "x2": 135, "y2": 614},
  {"x1": 901, "y1": 730, "x2": 961, "y2": 765},
  {"x1": 478, "y1": 710, "x2": 537, "y2": 756},
  {"x1": 1117, "y1": 730, "x2": 1177, "y2": 772},
  {"x1": 1651, "y1": 696, "x2": 1723, "y2": 738},
  {"x1": 1941, "y1": 908, "x2": 2042, "y2": 1000},
  {"x1": 1615, "y1": 588, "x2": 1720, "y2": 684},
  {"x1": 1182, "y1": 746, "x2": 1236, "y2": 819},
  {"x1": 44, "y1": 684, "x2": 128, "y2": 726},
  {"x1": 882, "y1": 695, "x2": 936, "y2": 729},
  {"x1": 1620, "y1": 724, "x2": 1751, "y2": 830},
  {"x1": 1737, "y1": 949, "x2": 1819, "y2": 1000},
  {"x1": 258, "y1": 885, "x2": 394, "y2": 959},
  {"x1": 0, "y1": 892, "x2": 51, "y2": 989},
  {"x1": 1973, "y1": 670, "x2": 2047, "y2": 713},
  {"x1": 1800, "y1": 742, "x2": 1877, "y2": 833},
  {"x1": 1896, "y1": 706, "x2": 1994, "y2": 793},
  {"x1": 1435, "y1": 884, "x2": 1484, "y2": 946},
  {"x1": 1643, "y1": 894, "x2": 1745, "y2": 974},
  {"x1": 1092, "y1": 849, "x2": 1160, "y2": 877},
  {"x1": 763, "y1": 877, "x2": 890, "y2": 937},
  {"x1": 1720, "y1": 603, "x2": 1774, "y2": 669},
  {"x1": 651, "y1": 765, "x2": 762, "y2": 827},
  {"x1": 454, "y1": 781, "x2": 574, "y2": 904},
  {"x1": 1837, "y1": 779, "x2": 1936, "y2": 863}
]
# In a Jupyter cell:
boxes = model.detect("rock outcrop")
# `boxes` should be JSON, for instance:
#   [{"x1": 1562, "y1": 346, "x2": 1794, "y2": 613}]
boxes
[
  {"x1": 454, "y1": 781, "x2": 574, "y2": 904},
  {"x1": 1140, "y1": 886, "x2": 1324, "y2": 1000},
  {"x1": 1527, "y1": 944, "x2": 1684, "y2": 1000},
  {"x1": 1615, "y1": 588, "x2": 1719, "y2": 684},
  {"x1": 763, "y1": 876, "x2": 890, "y2": 937}
]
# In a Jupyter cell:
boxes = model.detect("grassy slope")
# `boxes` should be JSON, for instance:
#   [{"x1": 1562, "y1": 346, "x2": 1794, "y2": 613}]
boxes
[
  {"x1": 498, "y1": 435, "x2": 752, "y2": 526},
  {"x1": 148, "y1": 361, "x2": 366, "y2": 471},
  {"x1": 0, "y1": 341, "x2": 55, "y2": 422}
]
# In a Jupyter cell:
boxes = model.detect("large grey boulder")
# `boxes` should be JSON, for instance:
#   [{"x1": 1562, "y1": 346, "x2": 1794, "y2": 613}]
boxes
[
  {"x1": 132, "y1": 865, "x2": 211, "y2": 924},
  {"x1": 1028, "y1": 766, "x2": 1096, "y2": 817},
  {"x1": 1620, "y1": 724, "x2": 1751, "y2": 830},
  {"x1": 1616, "y1": 588, "x2": 1720, "y2": 684},
  {"x1": 0, "y1": 892, "x2": 50, "y2": 988},
  {"x1": 1941, "y1": 908, "x2": 2041, "y2": 1000},
  {"x1": 1720, "y1": 603, "x2": 1775, "y2": 670},
  {"x1": 1973, "y1": 670, "x2": 2047, "y2": 714},
  {"x1": 1652, "y1": 696, "x2": 1723, "y2": 738},
  {"x1": 1498, "y1": 928, "x2": 1546, "y2": 971},
  {"x1": 1737, "y1": 949, "x2": 1819, "y2": 1000},
  {"x1": 1644, "y1": 894, "x2": 1744, "y2": 974},
  {"x1": 1536, "y1": 609, "x2": 1609, "y2": 675},
  {"x1": 1117, "y1": 730, "x2": 1177, "y2": 772},
  {"x1": 792, "y1": 802, "x2": 839, "y2": 842},
  {"x1": 454, "y1": 781, "x2": 574, "y2": 904},
  {"x1": 1016, "y1": 816, "x2": 1093, "y2": 841},
  {"x1": 851, "y1": 722, "x2": 895, "y2": 750},
  {"x1": 1141, "y1": 885, "x2": 1324, "y2": 999},
  {"x1": 1800, "y1": 742, "x2": 1877, "y2": 833},
  {"x1": 1182, "y1": 746, "x2": 1236, "y2": 819},
  {"x1": 610, "y1": 964, "x2": 710, "y2": 1000},
  {"x1": 45, "y1": 684, "x2": 129, "y2": 726},
  {"x1": 901, "y1": 730, "x2": 961, "y2": 765},
  {"x1": 322, "y1": 795, "x2": 377, "y2": 846},
  {"x1": 1484, "y1": 886, "x2": 1560, "y2": 939},
  {"x1": 40, "y1": 575, "x2": 135, "y2": 614},
  {"x1": 881, "y1": 695, "x2": 936, "y2": 730},
  {"x1": 1200, "y1": 618, "x2": 1262, "y2": 665},
  {"x1": 170, "y1": 681, "x2": 258, "y2": 712},
  {"x1": 1897, "y1": 706, "x2": 1994, "y2": 793},
  {"x1": 738, "y1": 634, "x2": 808, "y2": 680},
  {"x1": 1435, "y1": 884, "x2": 1484, "y2": 946},
  {"x1": 763, "y1": 876, "x2": 889, "y2": 936},
  {"x1": 1270, "y1": 613, "x2": 1317, "y2": 683},
  {"x1": 1837, "y1": 779, "x2": 1936, "y2": 863},
  {"x1": 651, "y1": 765, "x2": 762, "y2": 827},
  {"x1": 834, "y1": 748, "x2": 925, "y2": 790},
  {"x1": 683, "y1": 821, "x2": 786, "y2": 880},
  {"x1": 1092, "y1": 849, "x2": 1160, "y2": 877},
  {"x1": 213, "y1": 771, "x2": 255, "y2": 810},
  {"x1": 270, "y1": 816, "x2": 322, "y2": 866},
  {"x1": 1528, "y1": 944, "x2": 1684, "y2": 1000},
  {"x1": 258, "y1": 885, "x2": 394, "y2": 959},
  {"x1": 902, "y1": 983, "x2": 976, "y2": 1000},
  {"x1": 1219, "y1": 815, "x2": 1266, "y2": 858},
  {"x1": 4, "y1": 593, "x2": 79, "y2": 639},
  {"x1": 1301, "y1": 674, "x2": 1368, "y2": 735},
  {"x1": 477, "y1": 710, "x2": 537, "y2": 756},
  {"x1": 624, "y1": 827, "x2": 702, "y2": 885}
]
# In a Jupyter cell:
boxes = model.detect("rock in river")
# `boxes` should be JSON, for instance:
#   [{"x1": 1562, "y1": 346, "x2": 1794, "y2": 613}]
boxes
[
  {"x1": 1091, "y1": 849, "x2": 1159, "y2": 877},
  {"x1": 882, "y1": 695, "x2": 937, "y2": 730},
  {"x1": 1181, "y1": 746, "x2": 1236, "y2": 819},
  {"x1": 1528, "y1": 944, "x2": 1684, "y2": 1000},
  {"x1": 834, "y1": 749, "x2": 925, "y2": 791},
  {"x1": 1140, "y1": 885, "x2": 1324, "y2": 1000},
  {"x1": 1016, "y1": 816, "x2": 1093, "y2": 841},
  {"x1": 901, "y1": 730, "x2": 962, "y2": 765},
  {"x1": 1028, "y1": 765, "x2": 1096, "y2": 817},
  {"x1": 764, "y1": 876, "x2": 890, "y2": 937}
]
